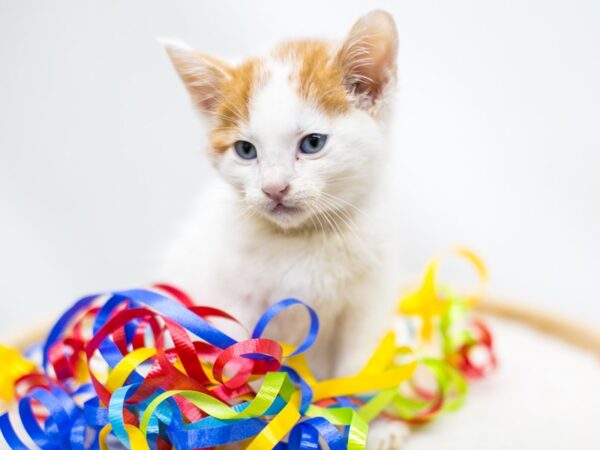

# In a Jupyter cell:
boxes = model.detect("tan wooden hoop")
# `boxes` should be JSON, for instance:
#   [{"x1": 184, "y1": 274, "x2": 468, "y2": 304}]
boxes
[{"x1": 477, "y1": 298, "x2": 600, "y2": 358}]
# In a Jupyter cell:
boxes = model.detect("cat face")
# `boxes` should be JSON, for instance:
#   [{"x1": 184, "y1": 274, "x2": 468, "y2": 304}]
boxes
[{"x1": 164, "y1": 11, "x2": 398, "y2": 230}]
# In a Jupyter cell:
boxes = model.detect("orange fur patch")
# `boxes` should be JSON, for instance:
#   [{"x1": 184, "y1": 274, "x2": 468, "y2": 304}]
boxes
[
  {"x1": 210, "y1": 58, "x2": 264, "y2": 153},
  {"x1": 209, "y1": 41, "x2": 350, "y2": 154},
  {"x1": 275, "y1": 40, "x2": 350, "y2": 116}
]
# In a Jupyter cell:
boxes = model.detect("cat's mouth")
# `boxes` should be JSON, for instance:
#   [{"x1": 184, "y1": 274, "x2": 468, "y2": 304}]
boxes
[
  {"x1": 261, "y1": 201, "x2": 308, "y2": 229},
  {"x1": 270, "y1": 203, "x2": 301, "y2": 216}
]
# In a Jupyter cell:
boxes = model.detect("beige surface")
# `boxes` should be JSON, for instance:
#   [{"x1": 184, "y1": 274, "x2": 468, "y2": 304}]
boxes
[{"x1": 406, "y1": 315, "x2": 600, "y2": 450}]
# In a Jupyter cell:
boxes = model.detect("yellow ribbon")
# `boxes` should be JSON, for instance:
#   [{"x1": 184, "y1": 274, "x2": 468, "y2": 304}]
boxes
[
  {"x1": 4, "y1": 248, "x2": 488, "y2": 449},
  {"x1": 399, "y1": 247, "x2": 488, "y2": 341},
  {"x1": 0, "y1": 345, "x2": 36, "y2": 402},
  {"x1": 99, "y1": 424, "x2": 149, "y2": 450},
  {"x1": 95, "y1": 330, "x2": 416, "y2": 450}
]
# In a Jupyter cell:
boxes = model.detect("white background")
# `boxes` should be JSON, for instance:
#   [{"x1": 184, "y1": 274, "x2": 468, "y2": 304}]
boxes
[{"x1": 1, "y1": 0, "x2": 599, "y2": 339}]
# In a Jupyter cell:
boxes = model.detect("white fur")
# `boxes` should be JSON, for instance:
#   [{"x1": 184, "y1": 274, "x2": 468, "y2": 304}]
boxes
[
  {"x1": 160, "y1": 58, "x2": 397, "y2": 373},
  {"x1": 160, "y1": 11, "x2": 405, "y2": 449},
  {"x1": 368, "y1": 420, "x2": 411, "y2": 449}
]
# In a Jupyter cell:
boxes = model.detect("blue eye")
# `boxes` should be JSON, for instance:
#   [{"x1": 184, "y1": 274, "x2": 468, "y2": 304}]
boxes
[
  {"x1": 299, "y1": 133, "x2": 328, "y2": 155},
  {"x1": 234, "y1": 140, "x2": 257, "y2": 160}
]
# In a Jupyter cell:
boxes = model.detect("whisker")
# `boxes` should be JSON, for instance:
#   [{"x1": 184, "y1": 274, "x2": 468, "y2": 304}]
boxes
[
  {"x1": 310, "y1": 199, "x2": 352, "y2": 254},
  {"x1": 307, "y1": 203, "x2": 327, "y2": 237},
  {"x1": 321, "y1": 191, "x2": 371, "y2": 222},
  {"x1": 316, "y1": 195, "x2": 382, "y2": 268}
]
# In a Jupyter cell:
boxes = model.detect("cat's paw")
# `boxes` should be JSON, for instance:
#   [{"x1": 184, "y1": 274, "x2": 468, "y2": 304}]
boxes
[{"x1": 366, "y1": 419, "x2": 410, "y2": 450}]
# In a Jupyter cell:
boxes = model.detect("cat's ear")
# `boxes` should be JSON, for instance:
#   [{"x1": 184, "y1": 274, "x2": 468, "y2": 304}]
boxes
[
  {"x1": 161, "y1": 39, "x2": 231, "y2": 116},
  {"x1": 335, "y1": 10, "x2": 398, "y2": 111}
]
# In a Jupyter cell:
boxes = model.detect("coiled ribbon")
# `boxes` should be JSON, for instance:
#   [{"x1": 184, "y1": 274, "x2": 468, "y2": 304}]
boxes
[{"x1": 0, "y1": 250, "x2": 495, "y2": 449}]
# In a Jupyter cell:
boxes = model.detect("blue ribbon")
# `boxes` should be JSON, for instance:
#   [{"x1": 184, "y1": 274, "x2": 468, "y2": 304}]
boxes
[{"x1": 2, "y1": 288, "x2": 359, "y2": 450}]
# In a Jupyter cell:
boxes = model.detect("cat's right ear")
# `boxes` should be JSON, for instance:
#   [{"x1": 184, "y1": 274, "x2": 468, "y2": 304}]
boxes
[
  {"x1": 335, "y1": 11, "x2": 398, "y2": 113},
  {"x1": 160, "y1": 39, "x2": 231, "y2": 116}
]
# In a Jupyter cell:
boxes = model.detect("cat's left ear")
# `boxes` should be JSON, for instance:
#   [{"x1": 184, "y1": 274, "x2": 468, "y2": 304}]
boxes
[
  {"x1": 335, "y1": 10, "x2": 398, "y2": 113},
  {"x1": 160, "y1": 39, "x2": 231, "y2": 118}
]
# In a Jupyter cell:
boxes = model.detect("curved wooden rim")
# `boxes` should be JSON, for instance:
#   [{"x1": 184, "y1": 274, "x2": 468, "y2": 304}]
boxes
[
  {"x1": 8, "y1": 300, "x2": 600, "y2": 358},
  {"x1": 477, "y1": 298, "x2": 600, "y2": 358}
]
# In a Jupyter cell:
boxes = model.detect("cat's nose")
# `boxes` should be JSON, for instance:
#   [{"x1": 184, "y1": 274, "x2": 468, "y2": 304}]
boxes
[{"x1": 262, "y1": 182, "x2": 290, "y2": 202}]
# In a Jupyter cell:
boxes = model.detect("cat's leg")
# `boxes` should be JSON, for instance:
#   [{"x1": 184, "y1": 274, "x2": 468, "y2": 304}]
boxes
[
  {"x1": 366, "y1": 419, "x2": 411, "y2": 450},
  {"x1": 331, "y1": 294, "x2": 395, "y2": 377},
  {"x1": 332, "y1": 283, "x2": 411, "y2": 449},
  {"x1": 333, "y1": 306, "x2": 411, "y2": 450}
]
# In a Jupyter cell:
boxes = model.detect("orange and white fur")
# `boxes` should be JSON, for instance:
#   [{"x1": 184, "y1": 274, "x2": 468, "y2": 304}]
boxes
[{"x1": 160, "y1": 11, "x2": 408, "y2": 449}]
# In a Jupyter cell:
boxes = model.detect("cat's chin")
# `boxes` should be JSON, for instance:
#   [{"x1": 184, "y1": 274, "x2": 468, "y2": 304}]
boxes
[{"x1": 258, "y1": 204, "x2": 311, "y2": 231}]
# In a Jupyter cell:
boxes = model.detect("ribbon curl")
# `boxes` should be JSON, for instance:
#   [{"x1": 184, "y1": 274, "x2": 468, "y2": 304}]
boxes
[{"x1": 0, "y1": 249, "x2": 496, "y2": 449}]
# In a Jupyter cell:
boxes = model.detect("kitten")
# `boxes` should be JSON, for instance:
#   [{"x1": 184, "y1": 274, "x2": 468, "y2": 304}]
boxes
[{"x1": 160, "y1": 10, "x2": 408, "y2": 449}]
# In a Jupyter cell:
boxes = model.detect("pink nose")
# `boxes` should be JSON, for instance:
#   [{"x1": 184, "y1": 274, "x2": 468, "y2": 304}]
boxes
[{"x1": 262, "y1": 183, "x2": 290, "y2": 202}]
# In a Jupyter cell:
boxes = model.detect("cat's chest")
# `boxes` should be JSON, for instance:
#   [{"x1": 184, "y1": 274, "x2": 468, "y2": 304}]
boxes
[{"x1": 221, "y1": 230, "x2": 376, "y2": 308}]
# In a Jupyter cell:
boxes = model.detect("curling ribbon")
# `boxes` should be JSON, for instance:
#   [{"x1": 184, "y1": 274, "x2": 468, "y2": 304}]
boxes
[
  {"x1": 399, "y1": 247, "x2": 488, "y2": 341},
  {"x1": 0, "y1": 249, "x2": 495, "y2": 449},
  {"x1": 0, "y1": 345, "x2": 36, "y2": 402},
  {"x1": 0, "y1": 289, "x2": 416, "y2": 449}
]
